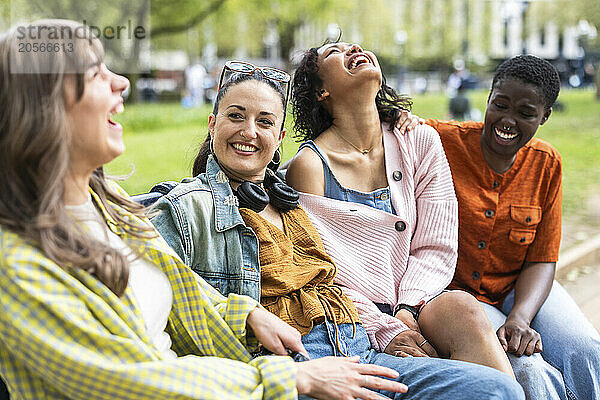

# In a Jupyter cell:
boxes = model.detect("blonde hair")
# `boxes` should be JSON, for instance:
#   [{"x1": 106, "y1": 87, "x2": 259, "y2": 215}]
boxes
[{"x1": 0, "y1": 19, "x2": 150, "y2": 296}]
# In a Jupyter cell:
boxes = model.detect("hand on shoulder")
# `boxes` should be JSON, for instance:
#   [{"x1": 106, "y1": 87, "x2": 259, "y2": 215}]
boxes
[{"x1": 394, "y1": 110, "x2": 425, "y2": 135}]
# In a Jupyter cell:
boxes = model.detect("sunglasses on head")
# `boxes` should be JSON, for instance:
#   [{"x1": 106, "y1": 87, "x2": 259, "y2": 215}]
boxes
[{"x1": 218, "y1": 61, "x2": 291, "y2": 126}]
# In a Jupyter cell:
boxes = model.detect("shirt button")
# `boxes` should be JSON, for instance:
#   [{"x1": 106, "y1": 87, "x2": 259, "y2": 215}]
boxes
[
  {"x1": 526, "y1": 216, "x2": 532, "y2": 223},
  {"x1": 380, "y1": 192, "x2": 389, "y2": 201},
  {"x1": 472, "y1": 271, "x2": 481, "y2": 280},
  {"x1": 392, "y1": 171, "x2": 403, "y2": 181},
  {"x1": 477, "y1": 241, "x2": 486, "y2": 249},
  {"x1": 485, "y1": 209, "x2": 495, "y2": 218},
  {"x1": 520, "y1": 237, "x2": 526, "y2": 243},
  {"x1": 395, "y1": 221, "x2": 407, "y2": 232},
  {"x1": 493, "y1": 180, "x2": 499, "y2": 189}
]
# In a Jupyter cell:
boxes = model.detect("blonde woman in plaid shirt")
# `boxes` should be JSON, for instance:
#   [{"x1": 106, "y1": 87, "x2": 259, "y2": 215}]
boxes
[{"x1": 0, "y1": 20, "x2": 409, "y2": 400}]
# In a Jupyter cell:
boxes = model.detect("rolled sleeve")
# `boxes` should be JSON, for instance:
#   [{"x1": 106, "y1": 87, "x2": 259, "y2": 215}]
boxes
[{"x1": 525, "y1": 156, "x2": 562, "y2": 262}]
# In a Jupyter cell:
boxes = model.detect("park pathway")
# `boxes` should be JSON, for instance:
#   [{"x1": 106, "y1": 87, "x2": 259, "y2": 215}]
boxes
[{"x1": 558, "y1": 263, "x2": 600, "y2": 331}]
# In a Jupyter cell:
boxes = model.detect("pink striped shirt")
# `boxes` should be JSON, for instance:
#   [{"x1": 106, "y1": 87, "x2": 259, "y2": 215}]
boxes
[{"x1": 298, "y1": 123, "x2": 458, "y2": 351}]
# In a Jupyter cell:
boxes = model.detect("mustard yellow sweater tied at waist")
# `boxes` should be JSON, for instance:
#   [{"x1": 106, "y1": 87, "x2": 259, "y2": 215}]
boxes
[{"x1": 239, "y1": 206, "x2": 359, "y2": 336}]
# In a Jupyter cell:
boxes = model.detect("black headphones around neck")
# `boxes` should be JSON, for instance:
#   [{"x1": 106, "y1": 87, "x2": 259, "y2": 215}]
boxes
[
  {"x1": 234, "y1": 168, "x2": 299, "y2": 213},
  {"x1": 209, "y1": 143, "x2": 299, "y2": 213}
]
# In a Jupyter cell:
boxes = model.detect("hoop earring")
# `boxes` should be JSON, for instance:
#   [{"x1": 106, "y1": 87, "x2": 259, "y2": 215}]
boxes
[
  {"x1": 268, "y1": 148, "x2": 282, "y2": 171},
  {"x1": 272, "y1": 148, "x2": 281, "y2": 164}
]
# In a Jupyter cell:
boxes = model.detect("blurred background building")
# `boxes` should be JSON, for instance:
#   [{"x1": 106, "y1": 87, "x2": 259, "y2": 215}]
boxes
[{"x1": 2, "y1": 0, "x2": 598, "y2": 101}]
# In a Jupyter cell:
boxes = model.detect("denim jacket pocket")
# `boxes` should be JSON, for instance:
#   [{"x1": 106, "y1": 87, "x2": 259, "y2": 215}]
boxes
[{"x1": 201, "y1": 277, "x2": 227, "y2": 296}]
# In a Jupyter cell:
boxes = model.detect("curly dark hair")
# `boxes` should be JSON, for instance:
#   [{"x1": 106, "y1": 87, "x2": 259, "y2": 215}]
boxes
[
  {"x1": 491, "y1": 54, "x2": 560, "y2": 111},
  {"x1": 291, "y1": 46, "x2": 413, "y2": 142}
]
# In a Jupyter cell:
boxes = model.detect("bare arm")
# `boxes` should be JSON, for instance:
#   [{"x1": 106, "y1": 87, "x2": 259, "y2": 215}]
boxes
[
  {"x1": 497, "y1": 261, "x2": 555, "y2": 356},
  {"x1": 497, "y1": 153, "x2": 562, "y2": 357},
  {"x1": 285, "y1": 147, "x2": 326, "y2": 196}
]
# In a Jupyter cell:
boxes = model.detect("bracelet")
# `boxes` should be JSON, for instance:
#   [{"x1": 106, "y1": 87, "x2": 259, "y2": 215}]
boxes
[{"x1": 394, "y1": 304, "x2": 420, "y2": 321}]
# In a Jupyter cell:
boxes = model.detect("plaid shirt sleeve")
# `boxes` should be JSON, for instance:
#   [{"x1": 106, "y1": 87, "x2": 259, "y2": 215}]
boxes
[
  {"x1": 0, "y1": 228, "x2": 298, "y2": 399},
  {"x1": 207, "y1": 285, "x2": 261, "y2": 348},
  {"x1": 180, "y1": 263, "x2": 261, "y2": 351}
]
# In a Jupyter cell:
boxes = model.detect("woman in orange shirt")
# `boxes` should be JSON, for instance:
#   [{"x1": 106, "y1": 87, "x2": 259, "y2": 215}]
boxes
[{"x1": 426, "y1": 55, "x2": 600, "y2": 400}]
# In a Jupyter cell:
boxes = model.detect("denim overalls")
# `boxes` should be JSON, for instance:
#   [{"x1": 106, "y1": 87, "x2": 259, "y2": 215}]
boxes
[{"x1": 299, "y1": 141, "x2": 396, "y2": 215}]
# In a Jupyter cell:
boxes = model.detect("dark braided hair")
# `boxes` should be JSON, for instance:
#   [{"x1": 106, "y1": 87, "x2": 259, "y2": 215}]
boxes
[
  {"x1": 291, "y1": 44, "x2": 413, "y2": 142},
  {"x1": 491, "y1": 54, "x2": 560, "y2": 111}
]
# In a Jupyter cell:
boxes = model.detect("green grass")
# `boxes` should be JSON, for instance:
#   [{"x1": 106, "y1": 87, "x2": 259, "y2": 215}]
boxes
[
  {"x1": 411, "y1": 88, "x2": 600, "y2": 217},
  {"x1": 106, "y1": 103, "x2": 209, "y2": 194},
  {"x1": 106, "y1": 102, "x2": 302, "y2": 194},
  {"x1": 106, "y1": 89, "x2": 600, "y2": 223}
]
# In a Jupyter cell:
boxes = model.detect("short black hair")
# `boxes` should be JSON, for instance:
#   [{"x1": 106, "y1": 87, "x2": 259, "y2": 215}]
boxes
[{"x1": 491, "y1": 54, "x2": 560, "y2": 111}]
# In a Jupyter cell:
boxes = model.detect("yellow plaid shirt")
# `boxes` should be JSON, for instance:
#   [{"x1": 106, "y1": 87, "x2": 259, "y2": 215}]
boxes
[{"x1": 0, "y1": 182, "x2": 297, "y2": 400}]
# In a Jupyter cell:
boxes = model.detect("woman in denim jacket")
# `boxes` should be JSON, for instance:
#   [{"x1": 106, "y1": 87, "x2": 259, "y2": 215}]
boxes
[{"x1": 151, "y1": 62, "x2": 524, "y2": 400}]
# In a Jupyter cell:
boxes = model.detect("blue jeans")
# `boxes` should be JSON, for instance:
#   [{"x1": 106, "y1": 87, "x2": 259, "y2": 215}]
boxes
[
  {"x1": 480, "y1": 281, "x2": 600, "y2": 400},
  {"x1": 300, "y1": 321, "x2": 524, "y2": 399}
]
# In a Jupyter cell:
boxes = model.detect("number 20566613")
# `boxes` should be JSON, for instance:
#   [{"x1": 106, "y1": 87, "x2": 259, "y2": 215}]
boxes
[{"x1": 18, "y1": 42, "x2": 73, "y2": 53}]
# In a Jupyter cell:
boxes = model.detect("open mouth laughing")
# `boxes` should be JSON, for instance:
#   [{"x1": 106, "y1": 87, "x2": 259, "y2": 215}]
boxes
[
  {"x1": 494, "y1": 126, "x2": 519, "y2": 144},
  {"x1": 107, "y1": 101, "x2": 124, "y2": 129},
  {"x1": 347, "y1": 53, "x2": 372, "y2": 71}
]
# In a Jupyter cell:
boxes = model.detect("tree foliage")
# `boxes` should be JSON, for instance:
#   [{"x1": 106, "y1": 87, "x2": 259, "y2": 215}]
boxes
[
  {"x1": 3, "y1": 0, "x2": 229, "y2": 72},
  {"x1": 151, "y1": 0, "x2": 227, "y2": 36},
  {"x1": 4, "y1": 0, "x2": 599, "y2": 94}
]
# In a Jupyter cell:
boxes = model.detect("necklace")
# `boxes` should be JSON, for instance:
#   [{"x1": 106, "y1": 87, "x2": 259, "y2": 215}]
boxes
[{"x1": 334, "y1": 131, "x2": 379, "y2": 155}]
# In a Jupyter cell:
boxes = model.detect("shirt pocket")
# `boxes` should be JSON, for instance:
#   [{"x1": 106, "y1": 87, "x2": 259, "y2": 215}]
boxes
[
  {"x1": 508, "y1": 205, "x2": 541, "y2": 246},
  {"x1": 510, "y1": 205, "x2": 541, "y2": 227},
  {"x1": 509, "y1": 228, "x2": 536, "y2": 245}
]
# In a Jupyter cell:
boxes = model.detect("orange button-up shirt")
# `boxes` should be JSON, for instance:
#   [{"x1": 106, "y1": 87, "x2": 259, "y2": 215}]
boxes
[{"x1": 427, "y1": 120, "x2": 562, "y2": 307}]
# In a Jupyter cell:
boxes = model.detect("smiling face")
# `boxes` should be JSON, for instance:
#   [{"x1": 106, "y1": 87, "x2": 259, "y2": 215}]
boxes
[
  {"x1": 482, "y1": 77, "x2": 551, "y2": 162},
  {"x1": 209, "y1": 79, "x2": 286, "y2": 183},
  {"x1": 65, "y1": 57, "x2": 129, "y2": 174},
  {"x1": 316, "y1": 42, "x2": 382, "y2": 100}
]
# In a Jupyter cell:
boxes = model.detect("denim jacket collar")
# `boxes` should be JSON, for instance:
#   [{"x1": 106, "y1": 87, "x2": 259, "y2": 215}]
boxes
[{"x1": 205, "y1": 155, "x2": 247, "y2": 233}]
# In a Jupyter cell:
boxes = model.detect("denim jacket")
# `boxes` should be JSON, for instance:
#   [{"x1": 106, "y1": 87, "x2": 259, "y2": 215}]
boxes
[{"x1": 150, "y1": 156, "x2": 261, "y2": 301}]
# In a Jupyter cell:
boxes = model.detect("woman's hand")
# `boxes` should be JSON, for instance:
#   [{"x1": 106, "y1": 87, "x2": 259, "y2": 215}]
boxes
[
  {"x1": 384, "y1": 330, "x2": 438, "y2": 358},
  {"x1": 496, "y1": 317, "x2": 543, "y2": 356},
  {"x1": 296, "y1": 356, "x2": 408, "y2": 400},
  {"x1": 393, "y1": 309, "x2": 420, "y2": 332},
  {"x1": 246, "y1": 306, "x2": 309, "y2": 358},
  {"x1": 395, "y1": 110, "x2": 425, "y2": 134}
]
